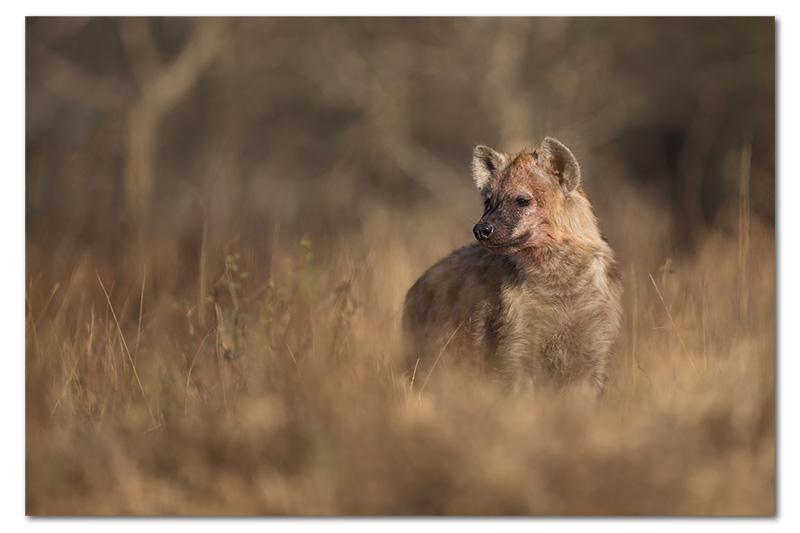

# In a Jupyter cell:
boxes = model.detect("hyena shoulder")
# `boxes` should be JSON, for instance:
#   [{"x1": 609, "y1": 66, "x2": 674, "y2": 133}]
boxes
[{"x1": 402, "y1": 244, "x2": 520, "y2": 369}]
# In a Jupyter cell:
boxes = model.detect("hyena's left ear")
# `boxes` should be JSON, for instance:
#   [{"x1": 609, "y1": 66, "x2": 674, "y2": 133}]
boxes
[
  {"x1": 473, "y1": 145, "x2": 509, "y2": 190},
  {"x1": 538, "y1": 137, "x2": 581, "y2": 194}
]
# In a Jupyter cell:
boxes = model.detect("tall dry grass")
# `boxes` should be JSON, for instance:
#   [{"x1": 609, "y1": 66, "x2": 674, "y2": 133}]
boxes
[{"x1": 25, "y1": 186, "x2": 774, "y2": 515}]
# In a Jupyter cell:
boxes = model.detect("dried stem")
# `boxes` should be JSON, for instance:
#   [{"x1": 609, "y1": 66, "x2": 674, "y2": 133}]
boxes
[
  {"x1": 649, "y1": 273, "x2": 700, "y2": 379},
  {"x1": 96, "y1": 272, "x2": 157, "y2": 427}
]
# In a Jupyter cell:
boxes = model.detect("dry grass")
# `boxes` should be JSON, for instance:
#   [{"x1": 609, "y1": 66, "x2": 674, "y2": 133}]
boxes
[{"x1": 25, "y1": 196, "x2": 774, "y2": 516}]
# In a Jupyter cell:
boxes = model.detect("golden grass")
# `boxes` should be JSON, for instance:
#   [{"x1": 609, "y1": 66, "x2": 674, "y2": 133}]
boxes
[{"x1": 25, "y1": 190, "x2": 774, "y2": 515}]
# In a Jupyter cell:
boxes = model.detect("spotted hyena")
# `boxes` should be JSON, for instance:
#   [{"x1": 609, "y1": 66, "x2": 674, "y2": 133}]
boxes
[{"x1": 403, "y1": 137, "x2": 622, "y2": 400}]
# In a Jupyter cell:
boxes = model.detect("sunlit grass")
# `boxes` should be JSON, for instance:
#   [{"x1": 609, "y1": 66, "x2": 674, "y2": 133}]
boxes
[{"x1": 25, "y1": 194, "x2": 774, "y2": 515}]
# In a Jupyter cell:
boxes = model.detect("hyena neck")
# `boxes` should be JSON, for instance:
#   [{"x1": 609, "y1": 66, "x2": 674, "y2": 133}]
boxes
[
  {"x1": 525, "y1": 194, "x2": 606, "y2": 268},
  {"x1": 551, "y1": 193, "x2": 603, "y2": 243},
  {"x1": 513, "y1": 233, "x2": 606, "y2": 281}
]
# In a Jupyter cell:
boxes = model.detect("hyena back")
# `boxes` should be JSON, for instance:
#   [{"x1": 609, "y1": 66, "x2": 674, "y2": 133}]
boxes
[{"x1": 403, "y1": 137, "x2": 622, "y2": 400}]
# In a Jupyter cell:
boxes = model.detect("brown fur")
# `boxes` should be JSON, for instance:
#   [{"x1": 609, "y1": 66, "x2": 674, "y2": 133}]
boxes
[{"x1": 403, "y1": 137, "x2": 622, "y2": 400}]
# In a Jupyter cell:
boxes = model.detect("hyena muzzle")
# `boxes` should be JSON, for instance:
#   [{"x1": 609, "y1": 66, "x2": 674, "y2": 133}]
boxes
[{"x1": 402, "y1": 137, "x2": 622, "y2": 400}]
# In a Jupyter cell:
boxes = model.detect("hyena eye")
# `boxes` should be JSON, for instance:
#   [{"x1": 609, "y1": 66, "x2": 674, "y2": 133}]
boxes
[{"x1": 516, "y1": 197, "x2": 531, "y2": 207}]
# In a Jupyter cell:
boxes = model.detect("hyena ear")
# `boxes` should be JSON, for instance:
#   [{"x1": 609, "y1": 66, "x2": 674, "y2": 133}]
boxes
[
  {"x1": 537, "y1": 137, "x2": 581, "y2": 194},
  {"x1": 472, "y1": 145, "x2": 508, "y2": 190}
]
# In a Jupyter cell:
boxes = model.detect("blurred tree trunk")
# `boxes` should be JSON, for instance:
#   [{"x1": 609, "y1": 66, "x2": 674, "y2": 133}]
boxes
[{"x1": 121, "y1": 18, "x2": 225, "y2": 233}]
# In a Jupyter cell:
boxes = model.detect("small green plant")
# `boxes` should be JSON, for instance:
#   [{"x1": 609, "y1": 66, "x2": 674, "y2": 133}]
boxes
[
  {"x1": 658, "y1": 257, "x2": 673, "y2": 287},
  {"x1": 301, "y1": 237, "x2": 313, "y2": 263}
]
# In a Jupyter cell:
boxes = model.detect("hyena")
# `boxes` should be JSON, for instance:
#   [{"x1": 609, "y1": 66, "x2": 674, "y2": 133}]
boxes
[{"x1": 403, "y1": 137, "x2": 622, "y2": 400}]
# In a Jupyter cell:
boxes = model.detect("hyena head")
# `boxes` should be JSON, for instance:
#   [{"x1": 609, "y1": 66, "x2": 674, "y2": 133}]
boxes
[{"x1": 471, "y1": 137, "x2": 582, "y2": 254}]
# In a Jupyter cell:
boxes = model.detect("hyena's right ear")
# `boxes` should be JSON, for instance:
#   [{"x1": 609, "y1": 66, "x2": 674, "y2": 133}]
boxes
[{"x1": 473, "y1": 145, "x2": 508, "y2": 190}]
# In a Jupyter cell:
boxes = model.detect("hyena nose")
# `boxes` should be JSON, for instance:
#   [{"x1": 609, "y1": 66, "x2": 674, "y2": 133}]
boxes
[{"x1": 473, "y1": 221, "x2": 494, "y2": 241}]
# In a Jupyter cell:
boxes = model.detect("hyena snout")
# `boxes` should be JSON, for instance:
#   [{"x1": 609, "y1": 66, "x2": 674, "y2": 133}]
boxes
[{"x1": 473, "y1": 220, "x2": 494, "y2": 241}]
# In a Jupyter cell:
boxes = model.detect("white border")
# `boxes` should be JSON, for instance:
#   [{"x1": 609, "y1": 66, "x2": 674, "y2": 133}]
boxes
[{"x1": 6, "y1": 3, "x2": 796, "y2": 531}]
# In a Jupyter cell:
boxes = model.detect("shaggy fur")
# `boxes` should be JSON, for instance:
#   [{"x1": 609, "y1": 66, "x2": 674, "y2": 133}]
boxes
[{"x1": 403, "y1": 137, "x2": 623, "y2": 400}]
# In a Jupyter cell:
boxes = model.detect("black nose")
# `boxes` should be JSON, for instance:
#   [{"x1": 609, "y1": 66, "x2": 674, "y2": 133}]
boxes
[{"x1": 473, "y1": 221, "x2": 494, "y2": 241}]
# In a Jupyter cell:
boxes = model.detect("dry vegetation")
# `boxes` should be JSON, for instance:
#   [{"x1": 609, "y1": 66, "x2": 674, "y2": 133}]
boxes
[{"x1": 26, "y1": 17, "x2": 774, "y2": 515}]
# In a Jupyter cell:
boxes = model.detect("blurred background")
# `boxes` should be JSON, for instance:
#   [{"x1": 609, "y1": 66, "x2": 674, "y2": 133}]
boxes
[
  {"x1": 26, "y1": 17, "x2": 773, "y2": 288},
  {"x1": 26, "y1": 17, "x2": 774, "y2": 515}
]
